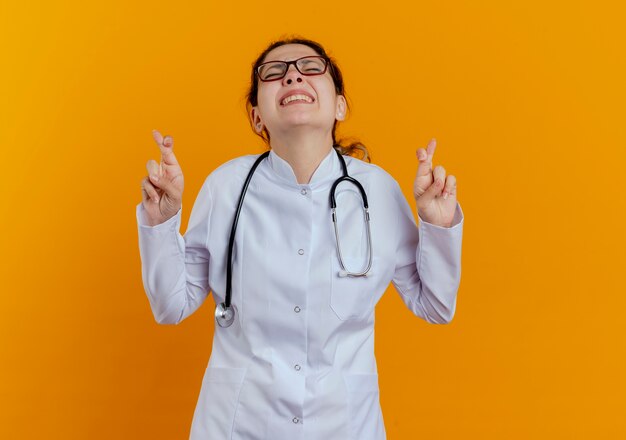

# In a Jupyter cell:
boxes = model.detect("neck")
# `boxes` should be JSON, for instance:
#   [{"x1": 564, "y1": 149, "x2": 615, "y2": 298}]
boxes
[{"x1": 270, "y1": 129, "x2": 334, "y2": 184}]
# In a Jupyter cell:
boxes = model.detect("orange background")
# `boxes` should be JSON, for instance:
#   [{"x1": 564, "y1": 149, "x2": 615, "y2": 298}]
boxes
[{"x1": 1, "y1": 0, "x2": 625, "y2": 438}]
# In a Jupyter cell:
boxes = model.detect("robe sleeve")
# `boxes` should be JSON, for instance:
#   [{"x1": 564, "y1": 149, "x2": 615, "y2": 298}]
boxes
[
  {"x1": 135, "y1": 177, "x2": 213, "y2": 325},
  {"x1": 390, "y1": 179, "x2": 464, "y2": 324}
]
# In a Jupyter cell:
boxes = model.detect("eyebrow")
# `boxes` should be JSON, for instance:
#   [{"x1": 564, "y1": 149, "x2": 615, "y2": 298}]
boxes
[{"x1": 266, "y1": 55, "x2": 315, "y2": 63}]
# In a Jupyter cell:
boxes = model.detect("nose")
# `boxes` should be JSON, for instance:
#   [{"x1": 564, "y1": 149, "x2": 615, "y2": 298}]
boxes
[{"x1": 282, "y1": 63, "x2": 303, "y2": 85}]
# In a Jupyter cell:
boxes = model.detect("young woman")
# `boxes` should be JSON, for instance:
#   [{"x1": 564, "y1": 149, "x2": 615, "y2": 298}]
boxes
[{"x1": 137, "y1": 36, "x2": 464, "y2": 440}]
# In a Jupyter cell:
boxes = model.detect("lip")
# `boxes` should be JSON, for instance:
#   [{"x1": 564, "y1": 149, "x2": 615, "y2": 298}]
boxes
[{"x1": 279, "y1": 89, "x2": 316, "y2": 106}]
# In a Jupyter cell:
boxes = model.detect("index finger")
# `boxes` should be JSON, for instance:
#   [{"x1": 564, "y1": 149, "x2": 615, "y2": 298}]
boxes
[
  {"x1": 152, "y1": 129, "x2": 180, "y2": 167},
  {"x1": 416, "y1": 138, "x2": 436, "y2": 176},
  {"x1": 425, "y1": 138, "x2": 436, "y2": 162}
]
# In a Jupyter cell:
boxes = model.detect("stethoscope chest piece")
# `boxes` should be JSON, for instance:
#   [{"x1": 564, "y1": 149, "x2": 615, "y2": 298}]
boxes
[{"x1": 215, "y1": 302, "x2": 236, "y2": 328}]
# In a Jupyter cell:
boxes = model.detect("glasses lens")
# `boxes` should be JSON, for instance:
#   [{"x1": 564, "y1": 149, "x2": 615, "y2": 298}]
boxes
[
  {"x1": 258, "y1": 57, "x2": 328, "y2": 81},
  {"x1": 258, "y1": 62, "x2": 287, "y2": 81},
  {"x1": 296, "y1": 57, "x2": 327, "y2": 75}
]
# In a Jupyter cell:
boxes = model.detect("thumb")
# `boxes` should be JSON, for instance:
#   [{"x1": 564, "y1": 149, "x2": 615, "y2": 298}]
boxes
[
  {"x1": 148, "y1": 173, "x2": 180, "y2": 200},
  {"x1": 416, "y1": 176, "x2": 444, "y2": 206}
]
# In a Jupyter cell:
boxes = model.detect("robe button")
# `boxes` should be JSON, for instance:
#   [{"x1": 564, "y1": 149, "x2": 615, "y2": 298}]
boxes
[
  {"x1": 293, "y1": 417, "x2": 300, "y2": 424},
  {"x1": 294, "y1": 306, "x2": 301, "y2": 313},
  {"x1": 294, "y1": 364, "x2": 301, "y2": 371},
  {"x1": 298, "y1": 249, "x2": 304, "y2": 255},
  {"x1": 301, "y1": 188, "x2": 308, "y2": 195}
]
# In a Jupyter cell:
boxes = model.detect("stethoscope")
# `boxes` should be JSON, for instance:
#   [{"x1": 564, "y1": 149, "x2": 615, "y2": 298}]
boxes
[{"x1": 215, "y1": 149, "x2": 373, "y2": 328}]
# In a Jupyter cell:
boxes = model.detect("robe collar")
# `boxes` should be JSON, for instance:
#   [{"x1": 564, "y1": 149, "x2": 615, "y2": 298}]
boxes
[{"x1": 267, "y1": 147, "x2": 342, "y2": 189}]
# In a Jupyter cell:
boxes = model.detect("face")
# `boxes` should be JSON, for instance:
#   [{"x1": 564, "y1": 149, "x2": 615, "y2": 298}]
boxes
[{"x1": 249, "y1": 44, "x2": 346, "y2": 137}]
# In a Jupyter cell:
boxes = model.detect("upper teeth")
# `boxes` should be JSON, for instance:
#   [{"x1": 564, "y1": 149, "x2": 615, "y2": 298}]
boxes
[{"x1": 282, "y1": 94, "x2": 313, "y2": 105}]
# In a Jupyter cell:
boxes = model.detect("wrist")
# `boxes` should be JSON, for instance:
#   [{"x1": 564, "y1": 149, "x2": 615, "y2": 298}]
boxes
[{"x1": 417, "y1": 210, "x2": 451, "y2": 228}]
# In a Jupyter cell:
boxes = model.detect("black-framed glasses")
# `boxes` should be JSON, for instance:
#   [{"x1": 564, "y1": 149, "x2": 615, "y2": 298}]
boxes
[{"x1": 256, "y1": 56, "x2": 329, "y2": 82}]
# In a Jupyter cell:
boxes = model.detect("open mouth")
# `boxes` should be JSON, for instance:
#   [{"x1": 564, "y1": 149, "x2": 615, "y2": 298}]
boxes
[{"x1": 280, "y1": 94, "x2": 315, "y2": 106}]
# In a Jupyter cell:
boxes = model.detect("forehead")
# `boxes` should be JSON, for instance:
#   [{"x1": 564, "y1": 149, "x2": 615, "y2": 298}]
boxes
[{"x1": 262, "y1": 44, "x2": 319, "y2": 63}]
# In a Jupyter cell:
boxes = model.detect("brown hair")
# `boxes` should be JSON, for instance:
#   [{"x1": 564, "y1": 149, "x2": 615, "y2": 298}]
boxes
[{"x1": 244, "y1": 35, "x2": 371, "y2": 163}]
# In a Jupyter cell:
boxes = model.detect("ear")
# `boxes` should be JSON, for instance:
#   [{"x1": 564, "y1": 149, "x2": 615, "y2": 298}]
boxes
[
  {"x1": 249, "y1": 106, "x2": 264, "y2": 133},
  {"x1": 335, "y1": 95, "x2": 347, "y2": 121}
]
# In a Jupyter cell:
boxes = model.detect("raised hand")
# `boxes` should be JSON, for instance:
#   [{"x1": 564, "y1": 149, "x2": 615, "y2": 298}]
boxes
[
  {"x1": 413, "y1": 138, "x2": 457, "y2": 228},
  {"x1": 140, "y1": 129, "x2": 185, "y2": 226}
]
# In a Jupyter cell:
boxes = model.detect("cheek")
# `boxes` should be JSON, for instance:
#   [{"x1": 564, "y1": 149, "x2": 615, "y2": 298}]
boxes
[
  {"x1": 257, "y1": 86, "x2": 278, "y2": 111},
  {"x1": 319, "y1": 93, "x2": 338, "y2": 113},
  {"x1": 316, "y1": 80, "x2": 339, "y2": 111}
]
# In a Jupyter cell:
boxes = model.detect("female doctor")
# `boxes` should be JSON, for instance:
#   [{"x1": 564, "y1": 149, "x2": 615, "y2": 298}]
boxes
[{"x1": 137, "y1": 36, "x2": 464, "y2": 440}]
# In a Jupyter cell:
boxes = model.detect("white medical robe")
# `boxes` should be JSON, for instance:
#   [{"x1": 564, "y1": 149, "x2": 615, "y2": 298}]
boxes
[{"x1": 136, "y1": 147, "x2": 464, "y2": 439}]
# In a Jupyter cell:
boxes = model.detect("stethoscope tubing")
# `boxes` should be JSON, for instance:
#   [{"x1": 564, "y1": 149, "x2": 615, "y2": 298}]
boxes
[
  {"x1": 224, "y1": 151, "x2": 270, "y2": 309},
  {"x1": 216, "y1": 149, "x2": 372, "y2": 328}
]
